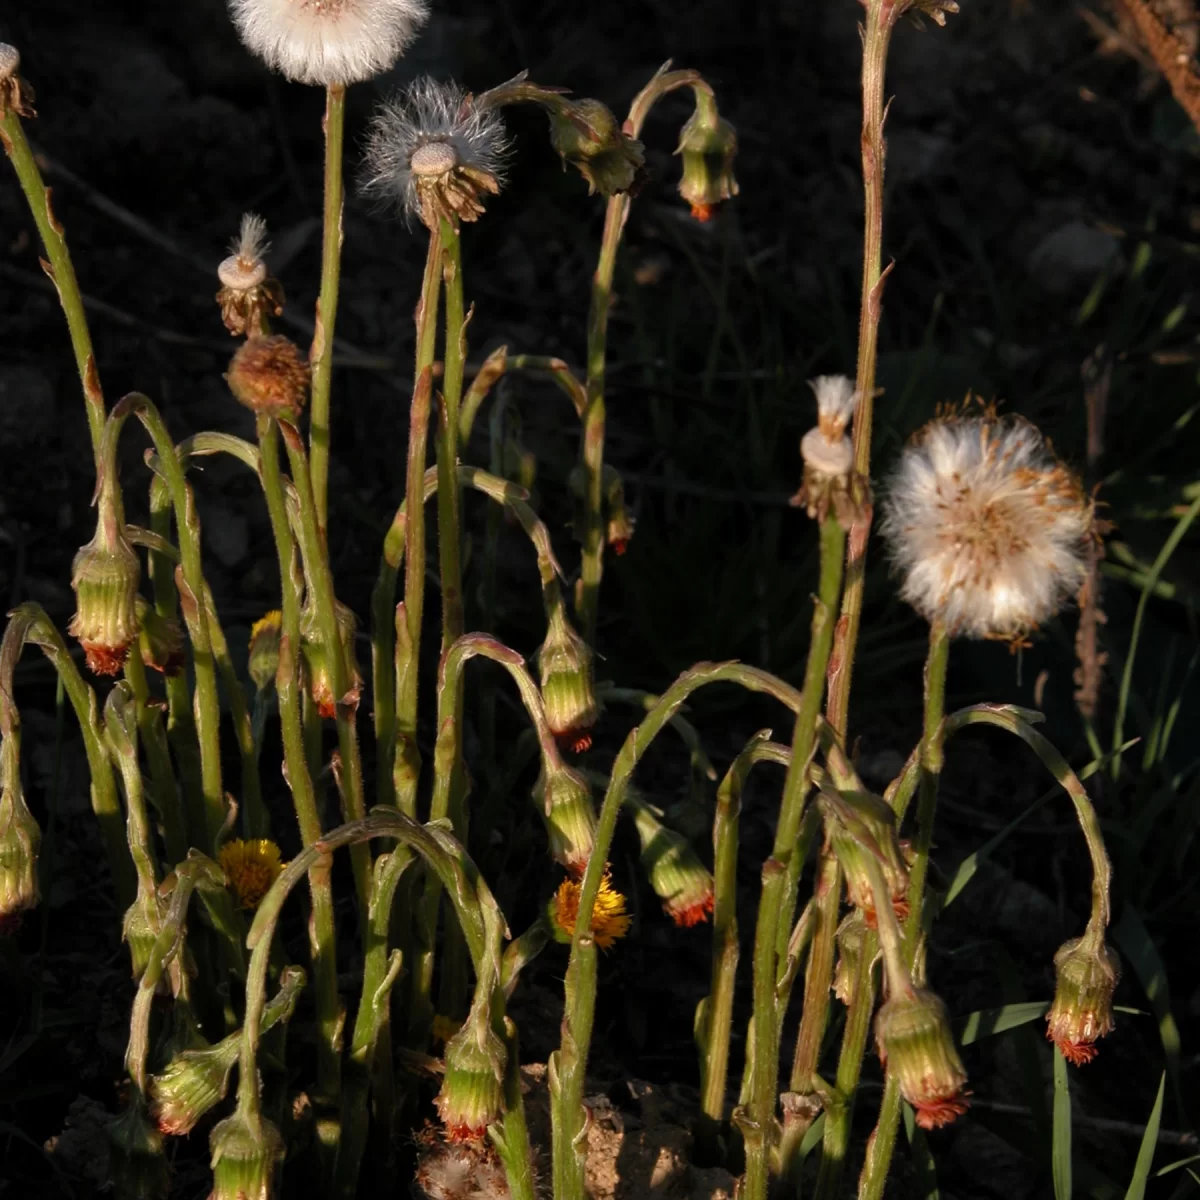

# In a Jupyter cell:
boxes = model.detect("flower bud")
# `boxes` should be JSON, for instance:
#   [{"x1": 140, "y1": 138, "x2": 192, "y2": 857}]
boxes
[
  {"x1": 538, "y1": 588, "x2": 599, "y2": 753},
  {"x1": 547, "y1": 98, "x2": 645, "y2": 197},
  {"x1": 830, "y1": 826, "x2": 909, "y2": 931},
  {"x1": 433, "y1": 1013, "x2": 506, "y2": 1142},
  {"x1": 875, "y1": 987, "x2": 969, "y2": 1130},
  {"x1": 122, "y1": 897, "x2": 163, "y2": 982},
  {"x1": 0, "y1": 44, "x2": 35, "y2": 119},
  {"x1": 300, "y1": 599, "x2": 361, "y2": 719},
  {"x1": 208, "y1": 1109, "x2": 285, "y2": 1200},
  {"x1": 533, "y1": 762, "x2": 597, "y2": 875},
  {"x1": 216, "y1": 214, "x2": 285, "y2": 337},
  {"x1": 1045, "y1": 935, "x2": 1119, "y2": 1066},
  {"x1": 630, "y1": 798, "x2": 714, "y2": 927},
  {"x1": 603, "y1": 466, "x2": 635, "y2": 556},
  {"x1": 135, "y1": 599, "x2": 185, "y2": 677},
  {"x1": 107, "y1": 1103, "x2": 169, "y2": 1200},
  {"x1": 68, "y1": 525, "x2": 141, "y2": 676},
  {"x1": 248, "y1": 610, "x2": 282, "y2": 693},
  {"x1": 0, "y1": 733, "x2": 40, "y2": 935},
  {"x1": 676, "y1": 107, "x2": 739, "y2": 222},
  {"x1": 226, "y1": 335, "x2": 310, "y2": 418},
  {"x1": 832, "y1": 910, "x2": 868, "y2": 1005}
]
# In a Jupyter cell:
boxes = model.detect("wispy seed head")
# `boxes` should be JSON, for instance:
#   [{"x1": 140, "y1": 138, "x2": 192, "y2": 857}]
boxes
[
  {"x1": 0, "y1": 44, "x2": 19, "y2": 82},
  {"x1": 218, "y1": 213, "x2": 270, "y2": 290},
  {"x1": 879, "y1": 409, "x2": 1093, "y2": 641},
  {"x1": 227, "y1": 0, "x2": 430, "y2": 87}
]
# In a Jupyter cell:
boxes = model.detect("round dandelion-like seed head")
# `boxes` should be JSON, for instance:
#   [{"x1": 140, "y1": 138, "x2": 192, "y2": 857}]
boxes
[
  {"x1": 551, "y1": 870, "x2": 631, "y2": 951},
  {"x1": 227, "y1": 0, "x2": 430, "y2": 87},
  {"x1": 219, "y1": 838, "x2": 284, "y2": 909},
  {"x1": 880, "y1": 408, "x2": 1093, "y2": 642},
  {"x1": 363, "y1": 78, "x2": 509, "y2": 230}
]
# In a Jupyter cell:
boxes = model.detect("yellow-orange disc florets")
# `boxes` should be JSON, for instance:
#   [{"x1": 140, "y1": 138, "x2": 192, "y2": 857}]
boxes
[
  {"x1": 218, "y1": 839, "x2": 284, "y2": 910},
  {"x1": 552, "y1": 871, "x2": 630, "y2": 950}
]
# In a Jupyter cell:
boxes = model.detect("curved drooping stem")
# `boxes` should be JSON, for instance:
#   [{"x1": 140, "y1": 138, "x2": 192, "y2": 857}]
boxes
[
  {"x1": 308, "y1": 82, "x2": 346, "y2": 530},
  {"x1": 1, "y1": 603, "x2": 134, "y2": 904},
  {"x1": 458, "y1": 349, "x2": 587, "y2": 445},
  {"x1": 0, "y1": 107, "x2": 105, "y2": 463},
  {"x1": 552, "y1": 661, "x2": 804, "y2": 1200},
  {"x1": 110, "y1": 394, "x2": 225, "y2": 847},
  {"x1": 576, "y1": 64, "x2": 719, "y2": 642},
  {"x1": 371, "y1": 465, "x2": 563, "y2": 808}
]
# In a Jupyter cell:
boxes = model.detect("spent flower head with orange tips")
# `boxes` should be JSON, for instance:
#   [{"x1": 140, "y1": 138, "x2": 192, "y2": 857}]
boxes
[
  {"x1": 228, "y1": 0, "x2": 429, "y2": 86},
  {"x1": 538, "y1": 584, "x2": 599, "y2": 754},
  {"x1": 880, "y1": 408, "x2": 1093, "y2": 641},
  {"x1": 433, "y1": 1010, "x2": 505, "y2": 1142},
  {"x1": 219, "y1": 838, "x2": 284, "y2": 909},
  {"x1": 533, "y1": 762, "x2": 597, "y2": 875},
  {"x1": 1046, "y1": 934, "x2": 1120, "y2": 1065},
  {"x1": 551, "y1": 870, "x2": 631, "y2": 950},
  {"x1": 226, "y1": 334, "x2": 310, "y2": 418},
  {"x1": 68, "y1": 522, "x2": 141, "y2": 677},
  {"x1": 875, "y1": 987, "x2": 970, "y2": 1130},
  {"x1": 363, "y1": 78, "x2": 509, "y2": 230},
  {"x1": 676, "y1": 102, "x2": 739, "y2": 222},
  {"x1": 630, "y1": 797, "x2": 714, "y2": 927},
  {"x1": 208, "y1": 1108, "x2": 285, "y2": 1200}
]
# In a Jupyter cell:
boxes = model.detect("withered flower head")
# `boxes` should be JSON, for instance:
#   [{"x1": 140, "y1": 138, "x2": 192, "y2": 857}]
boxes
[
  {"x1": 538, "y1": 587, "x2": 599, "y2": 754},
  {"x1": 208, "y1": 1108, "x2": 284, "y2": 1200},
  {"x1": 676, "y1": 106, "x2": 739, "y2": 222},
  {"x1": 533, "y1": 762, "x2": 597, "y2": 875},
  {"x1": 216, "y1": 214, "x2": 285, "y2": 337},
  {"x1": 0, "y1": 734, "x2": 40, "y2": 936},
  {"x1": 547, "y1": 97, "x2": 645, "y2": 197},
  {"x1": 226, "y1": 334, "x2": 310, "y2": 418},
  {"x1": 227, "y1": 0, "x2": 430, "y2": 86},
  {"x1": 0, "y1": 44, "x2": 35, "y2": 119},
  {"x1": 875, "y1": 987, "x2": 970, "y2": 1130},
  {"x1": 136, "y1": 599, "x2": 185, "y2": 677},
  {"x1": 630, "y1": 798, "x2": 714, "y2": 927},
  {"x1": 792, "y1": 374, "x2": 867, "y2": 525},
  {"x1": 68, "y1": 521, "x2": 141, "y2": 676},
  {"x1": 433, "y1": 1010, "x2": 506, "y2": 1142},
  {"x1": 880, "y1": 409, "x2": 1093, "y2": 641},
  {"x1": 299, "y1": 598, "x2": 361, "y2": 718},
  {"x1": 363, "y1": 78, "x2": 508, "y2": 229},
  {"x1": 1046, "y1": 935, "x2": 1119, "y2": 1066}
]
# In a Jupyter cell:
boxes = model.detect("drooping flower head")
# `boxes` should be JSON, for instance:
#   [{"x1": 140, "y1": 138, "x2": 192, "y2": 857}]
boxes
[
  {"x1": 363, "y1": 78, "x2": 509, "y2": 230},
  {"x1": 219, "y1": 838, "x2": 284, "y2": 909},
  {"x1": 551, "y1": 870, "x2": 631, "y2": 950},
  {"x1": 1046, "y1": 935, "x2": 1119, "y2": 1066},
  {"x1": 880, "y1": 408, "x2": 1093, "y2": 641},
  {"x1": 228, "y1": 0, "x2": 430, "y2": 87}
]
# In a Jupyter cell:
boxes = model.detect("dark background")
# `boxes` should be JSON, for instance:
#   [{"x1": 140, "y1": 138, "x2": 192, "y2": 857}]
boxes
[{"x1": 1, "y1": 0, "x2": 1198, "y2": 1195}]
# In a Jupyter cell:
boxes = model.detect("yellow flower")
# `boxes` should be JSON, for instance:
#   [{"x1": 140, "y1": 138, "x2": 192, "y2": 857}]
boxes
[
  {"x1": 218, "y1": 839, "x2": 283, "y2": 910},
  {"x1": 552, "y1": 870, "x2": 631, "y2": 950}
]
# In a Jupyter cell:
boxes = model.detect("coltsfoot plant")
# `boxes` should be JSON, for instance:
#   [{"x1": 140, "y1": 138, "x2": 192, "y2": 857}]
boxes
[{"x1": 0, "y1": 1, "x2": 1133, "y2": 1197}]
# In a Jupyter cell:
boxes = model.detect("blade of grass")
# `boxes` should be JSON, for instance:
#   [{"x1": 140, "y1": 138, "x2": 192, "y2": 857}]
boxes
[
  {"x1": 1054, "y1": 1046, "x2": 1073, "y2": 1200},
  {"x1": 1157, "y1": 1154, "x2": 1200, "y2": 1177},
  {"x1": 1112, "y1": 907, "x2": 1185, "y2": 1120},
  {"x1": 957, "y1": 1000, "x2": 1050, "y2": 1045},
  {"x1": 1124, "y1": 1073, "x2": 1166, "y2": 1200},
  {"x1": 1113, "y1": 492, "x2": 1200, "y2": 778}
]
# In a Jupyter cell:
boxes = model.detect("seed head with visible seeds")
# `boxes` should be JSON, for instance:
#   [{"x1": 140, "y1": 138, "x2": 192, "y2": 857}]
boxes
[
  {"x1": 227, "y1": 0, "x2": 429, "y2": 86},
  {"x1": 880, "y1": 408, "x2": 1093, "y2": 641},
  {"x1": 217, "y1": 213, "x2": 284, "y2": 336},
  {"x1": 363, "y1": 78, "x2": 509, "y2": 229}
]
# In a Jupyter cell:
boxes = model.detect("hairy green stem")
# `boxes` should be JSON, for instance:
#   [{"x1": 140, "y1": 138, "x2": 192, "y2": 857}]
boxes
[
  {"x1": 0, "y1": 109, "x2": 105, "y2": 463},
  {"x1": 256, "y1": 415, "x2": 343, "y2": 1131},
  {"x1": 308, "y1": 83, "x2": 346, "y2": 530}
]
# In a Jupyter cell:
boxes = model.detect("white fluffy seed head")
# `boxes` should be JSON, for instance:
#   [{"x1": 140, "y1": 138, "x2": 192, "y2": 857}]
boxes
[
  {"x1": 227, "y1": 0, "x2": 430, "y2": 86},
  {"x1": 0, "y1": 44, "x2": 19, "y2": 82},
  {"x1": 362, "y1": 77, "x2": 509, "y2": 223},
  {"x1": 880, "y1": 412, "x2": 1093, "y2": 640},
  {"x1": 218, "y1": 213, "x2": 270, "y2": 289},
  {"x1": 809, "y1": 374, "x2": 858, "y2": 441}
]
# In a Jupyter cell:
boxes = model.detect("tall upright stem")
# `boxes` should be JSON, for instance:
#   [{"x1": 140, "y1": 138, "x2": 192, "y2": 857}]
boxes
[
  {"x1": 0, "y1": 110, "x2": 105, "y2": 464},
  {"x1": 394, "y1": 228, "x2": 443, "y2": 815},
  {"x1": 308, "y1": 83, "x2": 346, "y2": 530},
  {"x1": 824, "y1": 0, "x2": 897, "y2": 737},
  {"x1": 256, "y1": 416, "x2": 342, "y2": 1138},
  {"x1": 577, "y1": 195, "x2": 626, "y2": 642},
  {"x1": 742, "y1": 517, "x2": 844, "y2": 1200}
]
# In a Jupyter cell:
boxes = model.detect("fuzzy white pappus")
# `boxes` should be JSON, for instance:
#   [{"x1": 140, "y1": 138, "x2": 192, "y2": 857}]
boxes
[
  {"x1": 218, "y1": 213, "x2": 270, "y2": 290},
  {"x1": 228, "y1": 0, "x2": 429, "y2": 86},
  {"x1": 809, "y1": 374, "x2": 858, "y2": 439},
  {"x1": 880, "y1": 413, "x2": 1092, "y2": 640},
  {"x1": 361, "y1": 77, "x2": 509, "y2": 223}
]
